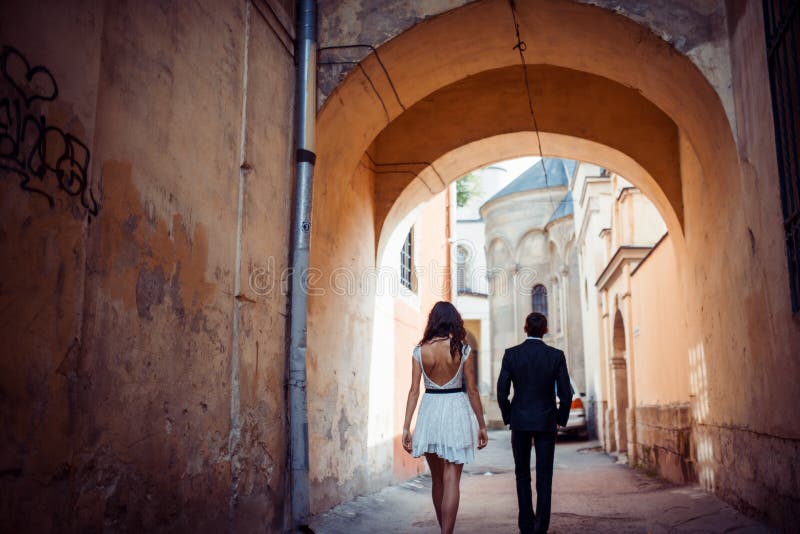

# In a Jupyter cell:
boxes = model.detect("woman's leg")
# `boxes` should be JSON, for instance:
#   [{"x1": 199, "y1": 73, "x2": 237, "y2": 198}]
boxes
[
  {"x1": 440, "y1": 460, "x2": 464, "y2": 534},
  {"x1": 425, "y1": 453, "x2": 444, "y2": 528}
]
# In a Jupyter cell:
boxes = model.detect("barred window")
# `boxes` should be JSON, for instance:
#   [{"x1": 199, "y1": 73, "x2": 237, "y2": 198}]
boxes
[
  {"x1": 532, "y1": 284, "x2": 548, "y2": 316},
  {"x1": 764, "y1": 0, "x2": 800, "y2": 312},
  {"x1": 400, "y1": 228, "x2": 414, "y2": 291}
]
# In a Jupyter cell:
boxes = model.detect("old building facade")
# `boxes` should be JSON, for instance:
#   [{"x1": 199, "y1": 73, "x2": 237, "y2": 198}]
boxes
[
  {"x1": 571, "y1": 169, "x2": 694, "y2": 483},
  {"x1": 480, "y1": 159, "x2": 585, "y2": 403}
]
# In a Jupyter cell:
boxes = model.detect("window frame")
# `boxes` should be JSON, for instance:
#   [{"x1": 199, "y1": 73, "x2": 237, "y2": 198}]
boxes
[
  {"x1": 764, "y1": 0, "x2": 800, "y2": 313},
  {"x1": 400, "y1": 227, "x2": 414, "y2": 291}
]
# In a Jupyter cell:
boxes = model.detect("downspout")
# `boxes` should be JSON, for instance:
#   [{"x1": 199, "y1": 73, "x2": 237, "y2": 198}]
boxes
[{"x1": 289, "y1": 0, "x2": 316, "y2": 529}]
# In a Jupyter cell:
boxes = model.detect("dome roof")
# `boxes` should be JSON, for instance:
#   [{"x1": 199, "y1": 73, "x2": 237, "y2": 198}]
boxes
[{"x1": 483, "y1": 158, "x2": 576, "y2": 205}]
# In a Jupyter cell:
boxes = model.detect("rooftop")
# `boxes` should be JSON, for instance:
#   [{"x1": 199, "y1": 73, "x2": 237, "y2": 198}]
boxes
[{"x1": 483, "y1": 158, "x2": 577, "y2": 205}]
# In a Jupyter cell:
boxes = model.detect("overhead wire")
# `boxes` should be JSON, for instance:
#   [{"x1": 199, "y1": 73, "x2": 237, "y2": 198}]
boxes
[{"x1": 508, "y1": 0, "x2": 563, "y2": 213}]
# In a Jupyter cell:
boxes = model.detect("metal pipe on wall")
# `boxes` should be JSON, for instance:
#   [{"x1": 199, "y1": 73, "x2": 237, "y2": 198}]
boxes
[{"x1": 289, "y1": 0, "x2": 316, "y2": 529}]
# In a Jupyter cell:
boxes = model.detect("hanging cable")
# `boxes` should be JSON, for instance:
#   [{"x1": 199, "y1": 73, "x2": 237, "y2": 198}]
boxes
[{"x1": 509, "y1": 0, "x2": 566, "y2": 212}]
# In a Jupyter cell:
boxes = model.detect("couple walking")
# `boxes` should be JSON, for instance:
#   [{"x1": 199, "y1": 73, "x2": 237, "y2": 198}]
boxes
[{"x1": 402, "y1": 301, "x2": 572, "y2": 534}]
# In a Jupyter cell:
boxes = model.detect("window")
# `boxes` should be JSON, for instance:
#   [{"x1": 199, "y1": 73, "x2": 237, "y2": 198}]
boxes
[
  {"x1": 400, "y1": 228, "x2": 414, "y2": 291},
  {"x1": 532, "y1": 284, "x2": 548, "y2": 316},
  {"x1": 764, "y1": 0, "x2": 800, "y2": 312},
  {"x1": 456, "y1": 245, "x2": 469, "y2": 292}
]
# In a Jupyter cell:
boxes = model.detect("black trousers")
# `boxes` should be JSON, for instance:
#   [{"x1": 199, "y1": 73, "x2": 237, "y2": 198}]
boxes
[{"x1": 511, "y1": 429, "x2": 557, "y2": 534}]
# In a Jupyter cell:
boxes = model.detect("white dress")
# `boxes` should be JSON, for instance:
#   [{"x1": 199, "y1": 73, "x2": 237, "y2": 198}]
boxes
[{"x1": 411, "y1": 343, "x2": 479, "y2": 464}]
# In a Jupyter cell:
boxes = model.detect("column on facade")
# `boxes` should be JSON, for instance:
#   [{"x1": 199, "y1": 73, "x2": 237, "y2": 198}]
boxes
[
  {"x1": 551, "y1": 275, "x2": 560, "y2": 337},
  {"x1": 610, "y1": 353, "x2": 629, "y2": 453},
  {"x1": 598, "y1": 289, "x2": 614, "y2": 452},
  {"x1": 622, "y1": 264, "x2": 637, "y2": 464},
  {"x1": 560, "y1": 264, "x2": 569, "y2": 360}
]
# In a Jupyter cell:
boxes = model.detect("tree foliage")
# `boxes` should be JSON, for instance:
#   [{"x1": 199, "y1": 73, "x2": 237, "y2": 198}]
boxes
[{"x1": 456, "y1": 173, "x2": 482, "y2": 207}]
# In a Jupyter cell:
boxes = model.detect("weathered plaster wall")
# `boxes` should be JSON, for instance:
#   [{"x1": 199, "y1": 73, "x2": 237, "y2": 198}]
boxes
[
  {"x1": 684, "y1": 0, "x2": 800, "y2": 524},
  {"x1": 307, "y1": 161, "x2": 451, "y2": 511},
  {"x1": 0, "y1": 0, "x2": 294, "y2": 531},
  {"x1": 307, "y1": 157, "x2": 377, "y2": 513},
  {"x1": 629, "y1": 234, "x2": 694, "y2": 483},
  {"x1": 634, "y1": 404, "x2": 695, "y2": 484},
  {"x1": 631, "y1": 235, "x2": 689, "y2": 406}
]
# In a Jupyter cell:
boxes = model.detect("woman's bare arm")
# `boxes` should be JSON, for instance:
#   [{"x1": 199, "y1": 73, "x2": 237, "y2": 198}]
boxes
[
  {"x1": 402, "y1": 355, "x2": 422, "y2": 452},
  {"x1": 464, "y1": 352, "x2": 488, "y2": 448}
]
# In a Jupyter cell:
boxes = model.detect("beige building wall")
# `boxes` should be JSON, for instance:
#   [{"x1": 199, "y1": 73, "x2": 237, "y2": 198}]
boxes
[
  {"x1": 631, "y1": 235, "x2": 690, "y2": 406},
  {"x1": 572, "y1": 164, "x2": 613, "y2": 437},
  {"x1": 629, "y1": 234, "x2": 693, "y2": 483}
]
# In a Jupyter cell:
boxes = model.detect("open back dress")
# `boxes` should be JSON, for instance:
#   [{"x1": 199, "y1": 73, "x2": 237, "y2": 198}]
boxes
[{"x1": 411, "y1": 342, "x2": 479, "y2": 464}]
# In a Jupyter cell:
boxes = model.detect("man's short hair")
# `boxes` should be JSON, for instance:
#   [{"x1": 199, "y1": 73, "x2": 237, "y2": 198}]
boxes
[{"x1": 525, "y1": 312, "x2": 548, "y2": 338}]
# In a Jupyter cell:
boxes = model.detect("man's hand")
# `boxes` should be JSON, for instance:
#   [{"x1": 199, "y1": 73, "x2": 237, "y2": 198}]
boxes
[
  {"x1": 477, "y1": 427, "x2": 489, "y2": 449},
  {"x1": 402, "y1": 428, "x2": 413, "y2": 453}
]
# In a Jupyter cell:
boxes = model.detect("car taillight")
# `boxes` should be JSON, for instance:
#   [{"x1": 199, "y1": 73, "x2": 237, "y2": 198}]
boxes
[{"x1": 570, "y1": 398, "x2": 583, "y2": 410}]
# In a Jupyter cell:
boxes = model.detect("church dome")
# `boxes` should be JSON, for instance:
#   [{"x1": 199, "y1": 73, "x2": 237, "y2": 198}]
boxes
[{"x1": 482, "y1": 158, "x2": 576, "y2": 206}]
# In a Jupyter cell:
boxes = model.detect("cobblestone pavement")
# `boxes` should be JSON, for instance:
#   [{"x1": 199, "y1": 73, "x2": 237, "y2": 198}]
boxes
[{"x1": 309, "y1": 430, "x2": 771, "y2": 533}]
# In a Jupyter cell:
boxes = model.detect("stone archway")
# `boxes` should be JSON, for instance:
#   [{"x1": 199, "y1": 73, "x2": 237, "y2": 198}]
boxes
[{"x1": 307, "y1": 0, "x2": 797, "y2": 519}]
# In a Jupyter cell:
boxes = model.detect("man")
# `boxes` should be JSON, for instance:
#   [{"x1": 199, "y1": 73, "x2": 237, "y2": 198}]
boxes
[{"x1": 497, "y1": 312, "x2": 572, "y2": 534}]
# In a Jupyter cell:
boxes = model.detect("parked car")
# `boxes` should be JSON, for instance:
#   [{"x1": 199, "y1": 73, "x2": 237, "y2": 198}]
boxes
[{"x1": 556, "y1": 379, "x2": 589, "y2": 439}]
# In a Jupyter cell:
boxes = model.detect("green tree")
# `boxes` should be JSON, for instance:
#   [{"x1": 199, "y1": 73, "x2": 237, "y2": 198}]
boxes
[{"x1": 456, "y1": 173, "x2": 482, "y2": 207}]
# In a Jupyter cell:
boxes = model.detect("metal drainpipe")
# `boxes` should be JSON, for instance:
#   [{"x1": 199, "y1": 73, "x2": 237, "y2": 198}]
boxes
[{"x1": 289, "y1": 0, "x2": 316, "y2": 529}]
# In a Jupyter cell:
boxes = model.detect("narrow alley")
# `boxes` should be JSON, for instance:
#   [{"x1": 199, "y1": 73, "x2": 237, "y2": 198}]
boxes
[
  {"x1": 311, "y1": 432, "x2": 768, "y2": 533},
  {"x1": 2, "y1": 1, "x2": 799, "y2": 532}
]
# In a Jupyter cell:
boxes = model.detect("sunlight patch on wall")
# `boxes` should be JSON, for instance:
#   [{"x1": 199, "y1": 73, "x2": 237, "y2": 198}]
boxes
[{"x1": 689, "y1": 341, "x2": 715, "y2": 490}]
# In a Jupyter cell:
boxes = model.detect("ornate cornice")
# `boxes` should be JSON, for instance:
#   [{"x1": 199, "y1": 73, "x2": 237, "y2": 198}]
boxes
[{"x1": 595, "y1": 246, "x2": 652, "y2": 289}]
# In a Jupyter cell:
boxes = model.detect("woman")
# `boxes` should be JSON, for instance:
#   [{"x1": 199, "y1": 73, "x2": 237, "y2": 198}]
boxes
[{"x1": 402, "y1": 301, "x2": 489, "y2": 534}]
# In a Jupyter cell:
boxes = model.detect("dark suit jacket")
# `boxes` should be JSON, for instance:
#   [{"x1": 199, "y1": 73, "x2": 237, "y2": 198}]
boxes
[{"x1": 497, "y1": 338, "x2": 573, "y2": 431}]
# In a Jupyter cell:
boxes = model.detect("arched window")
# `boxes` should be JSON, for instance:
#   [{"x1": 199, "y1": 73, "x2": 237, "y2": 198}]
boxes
[
  {"x1": 532, "y1": 284, "x2": 548, "y2": 316},
  {"x1": 400, "y1": 228, "x2": 414, "y2": 290}
]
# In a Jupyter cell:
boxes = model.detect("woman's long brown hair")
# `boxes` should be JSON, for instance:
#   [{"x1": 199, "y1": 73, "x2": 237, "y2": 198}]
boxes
[{"x1": 418, "y1": 301, "x2": 466, "y2": 359}]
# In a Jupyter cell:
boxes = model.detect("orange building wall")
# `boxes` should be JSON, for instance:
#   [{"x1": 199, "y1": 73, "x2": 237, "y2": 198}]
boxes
[
  {"x1": 630, "y1": 235, "x2": 690, "y2": 406},
  {"x1": 629, "y1": 234, "x2": 694, "y2": 484},
  {"x1": 392, "y1": 189, "x2": 451, "y2": 480}
]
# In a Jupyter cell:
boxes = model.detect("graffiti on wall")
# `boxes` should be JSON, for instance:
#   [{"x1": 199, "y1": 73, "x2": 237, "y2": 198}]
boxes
[{"x1": 0, "y1": 45, "x2": 99, "y2": 217}]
